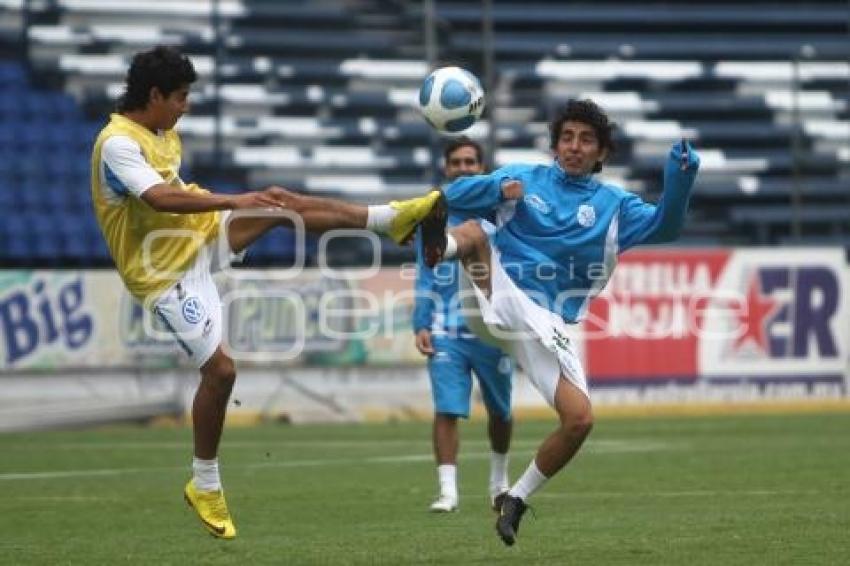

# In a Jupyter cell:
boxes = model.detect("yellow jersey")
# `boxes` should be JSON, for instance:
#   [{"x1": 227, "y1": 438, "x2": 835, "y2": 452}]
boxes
[{"x1": 91, "y1": 113, "x2": 220, "y2": 302}]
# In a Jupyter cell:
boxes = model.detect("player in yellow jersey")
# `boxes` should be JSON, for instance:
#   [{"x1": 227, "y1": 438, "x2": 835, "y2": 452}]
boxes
[{"x1": 91, "y1": 45, "x2": 440, "y2": 539}]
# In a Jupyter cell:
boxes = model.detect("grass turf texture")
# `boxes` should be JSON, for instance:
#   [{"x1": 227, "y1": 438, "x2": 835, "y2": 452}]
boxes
[{"x1": 0, "y1": 412, "x2": 848, "y2": 565}]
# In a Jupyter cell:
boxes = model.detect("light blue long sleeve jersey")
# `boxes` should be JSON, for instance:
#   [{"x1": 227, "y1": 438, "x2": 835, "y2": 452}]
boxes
[
  {"x1": 412, "y1": 209, "x2": 493, "y2": 334},
  {"x1": 442, "y1": 142, "x2": 700, "y2": 323}
]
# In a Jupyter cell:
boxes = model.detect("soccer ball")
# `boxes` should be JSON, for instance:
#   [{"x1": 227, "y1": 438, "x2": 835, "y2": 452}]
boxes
[{"x1": 417, "y1": 66, "x2": 485, "y2": 134}]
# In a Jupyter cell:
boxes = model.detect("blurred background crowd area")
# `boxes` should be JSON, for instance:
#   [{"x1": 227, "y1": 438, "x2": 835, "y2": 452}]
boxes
[{"x1": 0, "y1": 0, "x2": 848, "y2": 268}]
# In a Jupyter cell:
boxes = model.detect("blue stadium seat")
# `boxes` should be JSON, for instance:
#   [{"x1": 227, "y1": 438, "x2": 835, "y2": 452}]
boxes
[
  {"x1": 52, "y1": 93, "x2": 81, "y2": 121},
  {"x1": 0, "y1": 150, "x2": 14, "y2": 176},
  {"x1": 0, "y1": 176, "x2": 16, "y2": 210},
  {"x1": 0, "y1": 62, "x2": 26, "y2": 83},
  {"x1": 20, "y1": 127, "x2": 50, "y2": 151},
  {"x1": 46, "y1": 124, "x2": 77, "y2": 149},
  {"x1": 45, "y1": 152, "x2": 75, "y2": 178},
  {"x1": 71, "y1": 157, "x2": 91, "y2": 186},
  {"x1": 243, "y1": 227, "x2": 302, "y2": 265},
  {"x1": 0, "y1": 90, "x2": 21, "y2": 123},
  {"x1": 22, "y1": 94, "x2": 56, "y2": 122},
  {"x1": 52, "y1": 211, "x2": 89, "y2": 259},
  {"x1": 0, "y1": 121, "x2": 26, "y2": 154},
  {"x1": 63, "y1": 234, "x2": 90, "y2": 260},
  {"x1": 85, "y1": 219, "x2": 112, "y2": 263},
  {"x1": 4, "y1": 215, "x2": 33, "y2": 261},
  {"x1": 45, "y1": 183, "x2": 75, "y2": 213},
  {"x1": 20, "y1": 178, "x2": 49, "y2": 211},
  {"x1": 74, "y1": 123, "x2": 100, "y2": 151},
  {"x1": 68, "y1": 174, "x2": 92, "y2": 203}
]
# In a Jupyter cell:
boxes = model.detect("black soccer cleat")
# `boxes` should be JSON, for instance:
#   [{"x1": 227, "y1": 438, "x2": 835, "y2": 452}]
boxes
[
  {"x1": 491, "y1": 491, "x2": 508, "y2": 514},
  {"x1": 495, "y1": 494, "x2": 528, "y2": 546},
  {"x1": 419, "y1": 191, "x2": 448, "y2": 268}
]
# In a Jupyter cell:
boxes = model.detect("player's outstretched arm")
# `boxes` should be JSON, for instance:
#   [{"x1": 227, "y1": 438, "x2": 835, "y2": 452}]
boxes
[
  {"x1": 141, "y1": 183, "x2": 284, "y2": 213},
  {"x1": 443, "y1": 170, "x2": 524, "y2": 216},
  {"x1": 618, "y1": 140, "x2": 700, "y2": 250},
  {"x1": 653, "y1": 139, "x2": 700, "y2": 242}
]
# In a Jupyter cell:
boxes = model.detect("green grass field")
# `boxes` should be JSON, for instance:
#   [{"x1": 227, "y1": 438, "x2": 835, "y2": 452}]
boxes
[{"x1": 1, "y1": 412, "x2": 848, "y2": 565}]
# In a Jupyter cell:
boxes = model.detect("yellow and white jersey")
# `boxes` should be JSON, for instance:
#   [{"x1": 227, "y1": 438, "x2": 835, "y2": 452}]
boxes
[{"x1": 91, "y1": 113, "x2": 220, "y2": 302}]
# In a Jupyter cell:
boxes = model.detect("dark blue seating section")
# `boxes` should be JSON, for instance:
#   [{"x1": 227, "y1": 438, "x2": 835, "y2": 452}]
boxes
[
  {"x1": 1, "y1": 0, "x2": 848, "y2": 267},
  {"x1": 0, "y1": 60, "x2": 110, "y2": 265}
]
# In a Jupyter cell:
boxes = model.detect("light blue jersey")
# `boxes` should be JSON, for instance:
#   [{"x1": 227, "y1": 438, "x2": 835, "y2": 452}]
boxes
[{"x1": 443, "y1": 142, "x2": 700, "y2": 323}]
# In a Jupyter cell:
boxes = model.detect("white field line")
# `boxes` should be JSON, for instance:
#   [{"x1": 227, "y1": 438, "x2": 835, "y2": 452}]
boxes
[
  {"x1": 0, "y1": 439, "x2": 682, "y2": 481},
  {"x1": 536, "y1": 489, "x2": 823, "y2": 499},
  {"x1": 0, "y1": 438, "x2": 679, "y2": 451},
  {"x1": 8, "y1": 495, "x2": 120, "y2": 502}
]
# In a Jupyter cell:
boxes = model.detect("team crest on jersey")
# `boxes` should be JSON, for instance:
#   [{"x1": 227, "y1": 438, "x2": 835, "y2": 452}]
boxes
[
  {"x1": 181, "y1": 297, "x2": 206, "y2": 325},
  {"x1": 524, "y1": 194, "x2": 551, "y2": 214},
  {"x1": 577, "y1": 204, "x2": 596, "y2": 227}
]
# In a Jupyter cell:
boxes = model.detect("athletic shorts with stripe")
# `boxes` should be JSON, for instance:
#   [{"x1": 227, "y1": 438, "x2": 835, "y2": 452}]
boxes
[
  {"x1": 149, "y1": 212, "x2": 245, "y2": 368},
  {"x1": 458, "y1": 228, "x2": 589, "y2": 405}
]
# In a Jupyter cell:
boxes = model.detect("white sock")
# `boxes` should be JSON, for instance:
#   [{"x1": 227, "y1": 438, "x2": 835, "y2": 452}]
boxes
[
  {"x1": 489, "y1": 451, "x2": 510, "y2": 497},
  {"x1": 444, "y1": 234, "x2": 458, "y2": 260},
  {"x1": 192, "y1": 456, "x2": 222, "y2": 492},
  {"x1": 366, "y1": 204, "x2": 396, "y2": 232},
  {"x1": 437, "y1": 464, "x2": 458, "y2": 499},
  {"x1": 508, "y1": 460, "x2": 548, "y2": 502}
]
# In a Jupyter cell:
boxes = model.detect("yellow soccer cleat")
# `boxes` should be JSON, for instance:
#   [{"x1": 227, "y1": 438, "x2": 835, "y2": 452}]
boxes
[
  {"x1": 184, "y1": 480, "x2": 237, "y2": 539},
  {"x1": 386, "y1": 190, "x2": 443, "y2": 244}
]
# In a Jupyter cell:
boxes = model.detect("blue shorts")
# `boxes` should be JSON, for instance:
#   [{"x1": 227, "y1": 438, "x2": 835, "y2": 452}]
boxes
[{"x1": 428, "y1": 334, "x2": 513, "y2": 420}]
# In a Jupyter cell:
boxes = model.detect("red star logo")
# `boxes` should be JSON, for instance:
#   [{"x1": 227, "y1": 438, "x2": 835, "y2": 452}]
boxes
[{"x1": 734, "y1": 276, "x2": 780, "y2": 353}]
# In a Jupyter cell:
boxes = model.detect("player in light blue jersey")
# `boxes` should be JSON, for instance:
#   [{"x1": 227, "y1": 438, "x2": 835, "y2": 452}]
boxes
[
  {"x1": 413, "y1": 138, "x2": 513, "y2": 514},
  {"x1": 419, "y1": 99, "x2": 700, "y2": 545}
]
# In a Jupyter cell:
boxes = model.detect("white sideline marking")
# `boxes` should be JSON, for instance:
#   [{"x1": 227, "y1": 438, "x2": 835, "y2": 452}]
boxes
[
  {"x1": 0, "y1": 466, "x2": 178, "y2": 481},
  {"x1": 2, "y1": 438, "x2": 680, "y2": 452},
  {"x1": 0, "y1": 440, "x2": 679, "y2": 481},
  {"x1": 537, "y1": 489, "x2": 821, "y2": 499},
  {"x1": 10, "y1": 495, "x2": 118, "y2": 502}
]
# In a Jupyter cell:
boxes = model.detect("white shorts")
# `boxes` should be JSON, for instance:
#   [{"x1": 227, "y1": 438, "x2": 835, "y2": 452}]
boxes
[
  {"x1": 459, "y1": 248, "x2": 589, "y2": 406},
  {"x1": 149, "y1": 213, "x2": 245, "y2": 368}
]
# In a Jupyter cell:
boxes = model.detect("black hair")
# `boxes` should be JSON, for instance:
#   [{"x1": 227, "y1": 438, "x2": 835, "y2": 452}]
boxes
[
  {"x1": 118, "y1": 45, "x2": 197, "y2": 112},
  {"x1": 549, "y1": 99, "x2": 616, "y2": 173},
  {"x1": 442, "y1": 136, "x2": 484, "y2": 165}
]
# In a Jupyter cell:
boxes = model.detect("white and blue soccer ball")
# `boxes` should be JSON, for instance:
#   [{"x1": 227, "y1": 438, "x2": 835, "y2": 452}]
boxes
[{"x1": 417, "y1": 66, "x2": 485, "y2": 134}]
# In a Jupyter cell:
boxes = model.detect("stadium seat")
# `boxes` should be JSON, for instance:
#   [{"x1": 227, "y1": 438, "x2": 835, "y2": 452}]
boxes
[
  {"x1": 4, "y1": 215, "x2": 33, "y2": 261},
  {"x1": 0, "y1": 177, "x2": 16, "y2": 209},
  {"x1": 0, "y1": 61, "x2": 26, "y2": 88}
]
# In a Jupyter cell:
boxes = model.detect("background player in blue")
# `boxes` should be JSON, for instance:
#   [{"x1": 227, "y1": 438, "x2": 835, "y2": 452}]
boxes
[
  {"x1": 419, "y1": 99, "x2": 700, "y2": 545},
  {"x1": 413, "y1": 138, "x2": 513, "y2": 513}
]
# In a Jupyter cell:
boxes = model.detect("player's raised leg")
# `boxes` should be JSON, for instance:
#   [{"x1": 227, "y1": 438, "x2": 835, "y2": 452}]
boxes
[
  {"x1": 422, "y1": 217, "x2": 494, "y2": 296},
  {"x1": 224, "y1": 187, "x2": 444, "y2": 253}
]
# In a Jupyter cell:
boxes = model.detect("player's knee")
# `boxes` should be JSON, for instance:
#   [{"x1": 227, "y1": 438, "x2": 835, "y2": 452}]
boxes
[
  {"x1": 202, "y1": 355, "x2": 237, "y2": 391},
  {"x1": 459, "y1": 220, "x2": 488, "y2": 246},
  {"x1": 435, "y1": 412, "x2": 460, "y2": 424},
  {"x1": 455, "y1": 220, "x2": 490, "y2": 264},
  {"x1": 560, "y1": 409, "x2": 593, "y2": 440}
]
